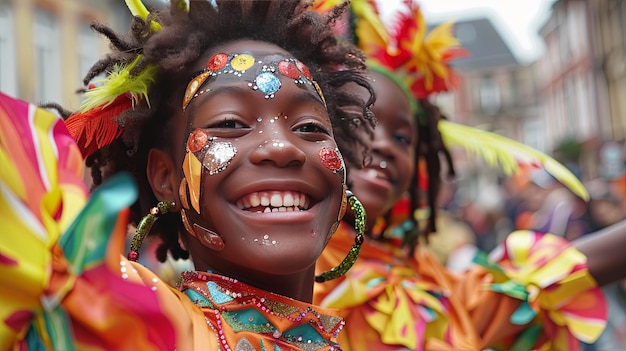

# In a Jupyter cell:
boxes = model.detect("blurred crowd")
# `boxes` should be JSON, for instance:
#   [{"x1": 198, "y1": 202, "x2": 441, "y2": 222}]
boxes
[{"x1": 429, "y1": 164, "x2": 626, "y2": 350}]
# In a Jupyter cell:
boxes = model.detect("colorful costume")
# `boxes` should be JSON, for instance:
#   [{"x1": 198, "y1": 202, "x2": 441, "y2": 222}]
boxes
[
  {"x1": 0, "y1": 92, "x2": 345, "y2": 350},
  {"x1": 312, "y1": 0, "x2": 606, "y2": 350},
  {"x1": 315, "y1": 223, "x2": 606, "y2": 351}
]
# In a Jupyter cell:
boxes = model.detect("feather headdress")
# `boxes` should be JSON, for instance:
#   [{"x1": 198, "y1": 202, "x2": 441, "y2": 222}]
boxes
[
  {"x1": 65, "y1": 0, "x2": 171, "y2": 159},
  {"x1": 313, "y1": 0, "x2": 589, "y2": 200},
  {"x1": 351, "y1": 0, "x2": 467, "y2": 103}
]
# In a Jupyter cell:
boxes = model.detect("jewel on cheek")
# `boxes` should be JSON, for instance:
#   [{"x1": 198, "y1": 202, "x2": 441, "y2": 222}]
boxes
[
  {"x1": 319, "y1": 147, "x2": 343, "y2": 173},
  {"x1": 203, "y1": 141, "x2": 237, "y2": 175}
]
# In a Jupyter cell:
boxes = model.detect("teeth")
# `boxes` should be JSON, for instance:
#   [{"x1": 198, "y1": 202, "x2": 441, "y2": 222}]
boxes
[
  {"x1": 238, "y1": 191, "x2": 310, "y2": 212},
  {"x1": 270, "y1": 193, "x2": 282, "y2": 207},
  {"x1": 294, "y1": 195, "x2": 300, "y2": 207},
  {"x1": 250, "y1": 193, "x2": 261, "y2": 207},
  {"x1": 283, "y1": 193, "x2": 294, "y2": 207},
  {"x1": 242, "y1": 196, "x2": 251, "y2": 208},
  {"x1": 260, "y1": 194, "x2": 270, "y2": 206}
]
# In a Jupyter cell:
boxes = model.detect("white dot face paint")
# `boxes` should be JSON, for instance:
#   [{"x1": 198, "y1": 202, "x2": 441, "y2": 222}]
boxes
[{"x1": 253, "y1": 234, "x2": 279, "y2": 246}]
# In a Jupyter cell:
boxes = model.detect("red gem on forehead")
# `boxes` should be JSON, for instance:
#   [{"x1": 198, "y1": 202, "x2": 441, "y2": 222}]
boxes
[
  {"x1": 187, "y1": 129, "x2": 209, "y2": 153},
  {"x1": 207, "y1": 53, "x2": 229, "y2": 72},
  {"x1": 319, "y1": 147, "x2": 342, "y2": 171},
  {"x1": 278, "y1": 60, "x2": 301, "y2": 79},
  {"x1": 295, "y1": 60, "x2": 312, "y2": 80}
]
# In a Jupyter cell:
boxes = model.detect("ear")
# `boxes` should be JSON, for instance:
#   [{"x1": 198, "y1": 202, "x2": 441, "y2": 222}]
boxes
[{"x1": 147, "y1": 148, "x2": 181, "y2": 211}]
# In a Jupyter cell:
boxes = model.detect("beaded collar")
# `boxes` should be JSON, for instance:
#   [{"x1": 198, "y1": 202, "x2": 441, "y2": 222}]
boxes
[{"x1": 177, "y1": 271, "x2": 344, "y2": 351}]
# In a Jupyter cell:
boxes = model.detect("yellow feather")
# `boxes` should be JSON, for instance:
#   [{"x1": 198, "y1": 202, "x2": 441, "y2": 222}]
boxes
[
  {"x1": 124, "y1": 0, "x2": 161, "y2": 31},
  {"x1": 351, "y1": 0, "x2": 388, "y2": 54},
  {"x1": 81, "y1": 56, "x2": 157, "y2": 111},
  {"x1": 438, "y1": 120, "x2": 589, "y2": 200}
]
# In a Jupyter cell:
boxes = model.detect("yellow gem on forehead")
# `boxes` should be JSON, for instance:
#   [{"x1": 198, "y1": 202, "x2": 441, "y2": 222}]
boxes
[{"x1": 230, "y1": 54, "x2": 255, "y2": 71}]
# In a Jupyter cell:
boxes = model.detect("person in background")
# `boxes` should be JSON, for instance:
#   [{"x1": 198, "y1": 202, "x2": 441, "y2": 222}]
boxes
[{"x1": 313, "y1": 0, "x2": 626, "y2": 350}]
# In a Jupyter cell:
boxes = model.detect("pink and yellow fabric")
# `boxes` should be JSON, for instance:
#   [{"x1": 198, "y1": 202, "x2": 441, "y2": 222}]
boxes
[
  {"x1": 475, "y1": 230, "x2": 607, "y2": 351},
  {"x1": 0, "y1": 92, "x2": 175, "y2": 350},
  {"x1": 315, "y1": 224, "x2": 606, "y2": 351},
  {"x1": 0, "y1": 92, "x2": 346, "y2": 351}
]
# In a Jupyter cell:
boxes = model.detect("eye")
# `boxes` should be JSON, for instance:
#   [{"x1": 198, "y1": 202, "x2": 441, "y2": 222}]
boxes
[
  {"x1": 294, "y1": 122, "x2": 330, "y2": 135},
  {"x1": 210, "y1": 119, "x2": 248, "y2": 129},
  {"x1": 394, "y1": 133, "x2": 412, "y2": 146}
]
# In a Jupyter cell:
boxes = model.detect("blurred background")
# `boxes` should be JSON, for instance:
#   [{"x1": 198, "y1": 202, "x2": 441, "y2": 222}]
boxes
[{"x1": 0, "y1": 0, "x2": 625, "y2": 348}]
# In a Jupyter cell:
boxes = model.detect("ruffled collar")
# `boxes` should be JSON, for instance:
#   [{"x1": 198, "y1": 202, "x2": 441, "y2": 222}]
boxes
[{"x1": 177, "y1": 271, "x2": 344, "y2": 351}]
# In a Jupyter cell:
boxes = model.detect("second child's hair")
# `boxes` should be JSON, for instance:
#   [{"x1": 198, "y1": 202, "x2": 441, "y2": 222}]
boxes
[{"x1": 53, "y1": 0, "x2": 375, "y2": 262}]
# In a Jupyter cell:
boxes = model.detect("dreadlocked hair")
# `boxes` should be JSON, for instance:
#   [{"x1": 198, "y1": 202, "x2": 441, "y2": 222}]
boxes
[
  {"x1": 75, "y1": 0, "x2": 375, "y2": 263},
  {"x1": 400, "y1": 99, "x2": 455, "y2": 255}
]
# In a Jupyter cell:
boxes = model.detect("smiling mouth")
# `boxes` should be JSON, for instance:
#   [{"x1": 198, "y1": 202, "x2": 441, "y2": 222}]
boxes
[
  {"x1": 236, "y1": 191, "x2": 311, "y2": 213},
  {"x1": 363, "y1": 168, "x2": 392, "y2": 182}
]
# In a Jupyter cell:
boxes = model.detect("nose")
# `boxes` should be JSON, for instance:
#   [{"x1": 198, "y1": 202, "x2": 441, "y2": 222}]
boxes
[
  {"x1": 249, "y1": 136, "x2": 307, "y2": 168},
  {"x1": 370, "y1": 127, "x2": 395, "y2": 160}
]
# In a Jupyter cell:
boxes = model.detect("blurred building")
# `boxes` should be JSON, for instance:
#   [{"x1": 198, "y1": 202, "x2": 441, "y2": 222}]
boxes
[
  {"x1": 434, "y1": 17, "x2": 545, "y2": 151},
  {"x1": 588, "y1": 0, "x2": 626, "y2": 143},
  {"x1": 0, "y1": 0, "x2": 136, "y2": 110},
  {"x1": 537, "y1": 0, "x2": 602, "y2": 161},
  {"x1": 538, "y1": 0, "x2": 626, "y2": 180}
]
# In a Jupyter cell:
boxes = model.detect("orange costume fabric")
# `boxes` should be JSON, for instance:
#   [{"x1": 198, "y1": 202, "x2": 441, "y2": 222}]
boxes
[{"x1": 314, "y1": 222, "x2": 607, "y2": 351}]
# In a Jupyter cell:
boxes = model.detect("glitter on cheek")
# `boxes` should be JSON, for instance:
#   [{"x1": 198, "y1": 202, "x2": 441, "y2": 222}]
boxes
[
  {"x1": 319, "y1": 147, "x2": 344, "y2": 173},
  {"x1": 202, "y1": 141, "x2": 237, "y2": 175}
]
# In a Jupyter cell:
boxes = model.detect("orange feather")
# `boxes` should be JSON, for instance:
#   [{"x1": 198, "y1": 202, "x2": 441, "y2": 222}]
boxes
[{"x1": 64, "y1": 94, "x2": 132, "y2": 159}]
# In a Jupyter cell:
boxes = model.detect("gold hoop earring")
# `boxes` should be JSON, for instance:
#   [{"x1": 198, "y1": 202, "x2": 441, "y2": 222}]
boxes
[
  {"x1": 315, "y1": 190, "x2": 365, "y2": 283},
  {"x1": 128, "y1": 200, "x2": 176, "y2": 261}
]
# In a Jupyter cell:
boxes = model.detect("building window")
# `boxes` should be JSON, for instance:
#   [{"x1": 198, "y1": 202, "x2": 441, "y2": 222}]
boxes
[
  {"x1": 479, "y1": 76, "x2": 501, "y2": 115},
  {"x1": 0, "y1": 3, "x2": 17, "y2": 96},
  {"x1": 34, "y1": 9, "x2": 62, "y2": 104},
  {"x1": 78, "y1": 22, "x2": 101, "y2": 89}
]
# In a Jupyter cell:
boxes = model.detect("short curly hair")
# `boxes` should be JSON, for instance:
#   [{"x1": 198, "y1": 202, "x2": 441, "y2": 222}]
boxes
[{"x1": 58, "y1": 0, "x2": 375, "y2": 262}]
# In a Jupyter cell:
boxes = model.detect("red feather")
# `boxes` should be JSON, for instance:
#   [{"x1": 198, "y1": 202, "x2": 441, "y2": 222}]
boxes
[{"x1": 65, "y1": 94, "x2": 132, "y2": 159}]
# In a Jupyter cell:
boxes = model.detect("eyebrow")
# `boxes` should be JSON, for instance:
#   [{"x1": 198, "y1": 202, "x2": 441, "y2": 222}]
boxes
[
  {"x1": 289, "y1": 90, "x2": 326, "y2": 108},
  {"x1": 187, "y1": 85, "x2": 250, "y2": 116}
]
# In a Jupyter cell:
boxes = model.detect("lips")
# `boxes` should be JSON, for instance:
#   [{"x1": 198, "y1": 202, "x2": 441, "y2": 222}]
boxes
[
  {"x1": 362, "y1": 161, "x2": 394, "y2": 184},
  {"x1": 236, "y1": 191, "x2": 311, "y2": 213}
]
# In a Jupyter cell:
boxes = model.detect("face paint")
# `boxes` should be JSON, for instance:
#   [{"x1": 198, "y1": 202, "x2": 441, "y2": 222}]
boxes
[
  {"x1": 182, "y1": 53, "x2": 326, "y2": 110},
  {"x1": 203, "y1": 141, "x2": 237, "y2": 175},
  {"x1": 186, "y1": 128, "x2": 238, "y2": 176},
  {"x1": 182, "y1": 129, "x2": 238, "y2": 214},
  {"x1": 253, "y1": 234, "x2": 278, "y2": 246},
  {"x1": 319, "y1": 147, "x2": 344, "y2": 174}
]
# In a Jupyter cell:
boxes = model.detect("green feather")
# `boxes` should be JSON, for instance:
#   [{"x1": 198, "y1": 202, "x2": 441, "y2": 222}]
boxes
[
  {"x1": 438, "y1": 119, "x2": 589, "y2": 200},
  {"x1": 81, "y1": 55, "x2": 158, "y2": 111}
]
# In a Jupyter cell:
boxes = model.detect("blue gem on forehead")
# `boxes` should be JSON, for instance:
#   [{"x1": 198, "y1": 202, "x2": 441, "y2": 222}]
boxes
[{"x1": 255, "y1": 72, "x2": 281, "y2": 97}]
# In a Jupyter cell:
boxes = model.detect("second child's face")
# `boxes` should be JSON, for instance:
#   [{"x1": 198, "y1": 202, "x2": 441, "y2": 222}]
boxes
[
  {"x1": 176, "y1": 40, "x2": 345, "y2": 280},
  {"x1": 349, "y1": 72, "x2": 416, "y2": 225}
]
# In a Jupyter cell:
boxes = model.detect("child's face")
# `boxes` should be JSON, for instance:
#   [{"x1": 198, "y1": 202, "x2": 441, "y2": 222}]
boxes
[
  {"x1": 348, "y1": 72, "x2": 416, "y2": 223},
  {"x1": 176, "y1": 40, "x2": 345, "y2": 278}
]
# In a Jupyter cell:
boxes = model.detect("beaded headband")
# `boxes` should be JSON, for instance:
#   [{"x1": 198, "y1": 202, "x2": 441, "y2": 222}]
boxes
[{"x1": 182, "y1": 53, "x2": 327, "y2": 110}]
